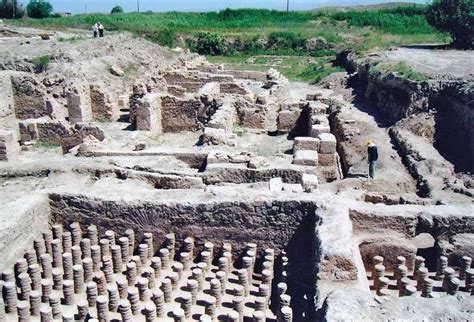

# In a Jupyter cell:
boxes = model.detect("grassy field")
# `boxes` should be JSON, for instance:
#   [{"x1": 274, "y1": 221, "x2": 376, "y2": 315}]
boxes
[{"x1": 7, "y1": 5, "x2": 449, "y2": 83}]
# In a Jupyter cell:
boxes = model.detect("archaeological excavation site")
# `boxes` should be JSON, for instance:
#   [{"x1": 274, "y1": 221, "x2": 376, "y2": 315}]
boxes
[{"x1": 0, "y1": 23, "x2": 473, "y2": 322}]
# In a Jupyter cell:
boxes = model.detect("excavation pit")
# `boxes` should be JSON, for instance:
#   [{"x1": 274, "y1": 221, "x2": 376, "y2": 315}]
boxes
[{"x1": 1, "y1": 193, "x2": 322, "y2": 321}]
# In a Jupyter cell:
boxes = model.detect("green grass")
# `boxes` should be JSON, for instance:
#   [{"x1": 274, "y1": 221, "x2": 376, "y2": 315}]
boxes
[
  {"x1": 32, "y1": 55, "x2": 50, "y2": 72},
  {"x1": 33, "y1": 140, "x2": 61, "y2": 150},
  {"x1": 6, "y1": 7, "x2": 447, "y2": 83},
  {"x1": 371, "y1": 61, "x2": 428, "y2": 82}
]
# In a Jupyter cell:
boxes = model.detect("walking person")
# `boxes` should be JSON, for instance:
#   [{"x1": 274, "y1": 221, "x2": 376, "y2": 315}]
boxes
[
  {"x1": 367, "y1": 140, "x2": 378, "y2": 179},
  {"x1": 98, "y1": 22, "x2": 105, "y2": 37},
  {"x1": 92, "y1": 23, "x2": 98, "y2": 38}
]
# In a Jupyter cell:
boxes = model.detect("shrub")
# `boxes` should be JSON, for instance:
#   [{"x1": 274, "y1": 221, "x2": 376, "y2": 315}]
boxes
[
  {"x1": 267, "y1": 31, "x2": 306, "y2": 50},
  {"x1": 32, "y1": 55, "x2": 50, "y2": 72},
  {"x1": 146, "y1": 28, "x2": 176, "y2": 48},
  {"x1": 26, "y1": 0, "x2": 52, "y2": 19},
  {"x1": 0, "y1": 0, "x2": 25, "y2": 19},
  {"x1": 426, "y1": 0, "x2": 473, "y2": 49},
  {"x1": 194, "y1": 32, "x2": 226, "y2": 55},
  {"x1": 111, "y1": 5, "x2": 123, "y2": 14}
]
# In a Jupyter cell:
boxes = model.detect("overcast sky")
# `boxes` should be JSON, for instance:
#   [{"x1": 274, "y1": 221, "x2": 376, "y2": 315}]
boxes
[{"x1": 20, "y1": 0, "x2": 430, "y2": 14}]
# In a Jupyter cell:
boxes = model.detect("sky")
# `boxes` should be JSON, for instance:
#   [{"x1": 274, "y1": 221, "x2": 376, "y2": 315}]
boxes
[{"x1": 20, "y1": 0, "x2": 430, "y2": 14}]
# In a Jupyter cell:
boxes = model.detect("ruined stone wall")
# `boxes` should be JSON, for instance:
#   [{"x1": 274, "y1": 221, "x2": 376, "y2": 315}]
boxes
[
  {"x1": 161, "y1": 96, "x2": 204, "y2": 132},
  {"x1": 90, "y1": 85, "x2": 113, "y2": 121},
  {"x1": 11, "y1": 73, "x2": 50, "y2": 120}
]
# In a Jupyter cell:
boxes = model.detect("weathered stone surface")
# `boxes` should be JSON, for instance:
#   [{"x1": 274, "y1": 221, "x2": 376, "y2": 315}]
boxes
[
  {"x1": 90, "y1": 85, "x2": 113, "y2": 121},
  {"x1": 318, "y1": 153, "x2": 337, "y2": 167},
  {"x1": 161, "y1": 96, "x2": 204, "y2": 132},
  {"x1": 0, "y1": 195, "x2": 49, "y2": 272},
  {"x1": 318, "y1": 133, "x2": 337, "y2": 154},
  {"x1": 301, "y1": 174, "x2": 318, "y2": 192},
  {"x1": 136, "y1": 94, "x2": 161, "y2": 133},
  {"x1": 198, "y1": 82, "x2": 220, "y2": 96},
  {"x1": 235, "y1": 100, "x2": 267, "y2": 130},
  {"x1": 293, "y1": 150, "x2": 318, "y2": 166},
  {"x1": 203, "y1": 163, "x2": 317, "y2": 184},
  {"x1": 207, "y1": 102, "x2": 235, "y2": 132},
  {"x1": 310, "y1": 124, "x2": 331, "y2": 137},
  {"x1": 293, "y1": 137, "x2": 320, "y2": 152},
  {"x1": 349, "y1": 208, "x2": 417, "y2": 239},
  {"x1": 109, "y1": 65, "x2": 125, "y2": 77},
  {"x1": 277, "y1": 109, "x2": 301, "y2": 133},
  {"x1": 269, "y1": 177, "x2": 284, "y2": 192},
  {"x1": 11, "y1": 73, "x2": 50, "y2": 120},
  {"x1": 0, "y1": 130, "x2": 19, "y2": 161}
]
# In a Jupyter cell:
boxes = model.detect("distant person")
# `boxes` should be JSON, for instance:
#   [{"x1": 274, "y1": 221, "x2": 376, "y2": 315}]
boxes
[
  {"x1": 98, "y1": 22, "x2": 105, "y2": 37},
  {"x1": 367, "y1": 140, "x2": 378, "y2": 179},
  {"x1": 92, "y1": 23, "x2": 98, "y2": 38}
]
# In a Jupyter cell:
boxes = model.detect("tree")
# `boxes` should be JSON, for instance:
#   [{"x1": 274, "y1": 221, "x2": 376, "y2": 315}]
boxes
[
  {"x1": 111, "y1": 5, "x2": 124, "y2": 14},
  {"x1": 26, "y1": 0, "x2": 52, "y2": 19},
  {"x1": 426, "y1": 0, "x2": 474, "y2": 49},
  {"x1": 0, "y1": 0, "x2": 25, "y2": 19}
]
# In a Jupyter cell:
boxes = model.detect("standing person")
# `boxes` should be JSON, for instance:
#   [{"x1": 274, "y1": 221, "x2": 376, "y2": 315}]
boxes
[
  {"x1": 98, "y1": 22, "x2": 105, "y2": 37},
  {"x1": 92, "y1": 23, "x2": 98, "y2": 38},
  {"x1": 367, "y1": 140, "x2": 378, "y2": 179}
]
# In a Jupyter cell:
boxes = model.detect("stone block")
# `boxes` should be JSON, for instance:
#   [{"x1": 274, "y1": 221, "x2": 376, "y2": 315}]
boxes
[
  {"x1": 235, "y1": 100, "x2": 266, "y2": 130},
  {"x1": 269, "y1": 177, "x2": 284, "y2": 192},
  {"x1": 301, "y1": 174, "x2": 318, "y2": 192},
  {"x1": 90, "y1": 85, "x2": 113, "y2": 121},
  {"x1": 220, "y1": 82, "x2": 248, "y2": 95},
  {"x1": 318, "y1": 153, "x2": 337, "y2": 167},
  {"x1": 161, "y1": 96, "x2": 203, "y2": 133},
  {"x1": 293, "y1": 150, "x2": 318, "y2": 166},
  {"x1": 136, "y1": 94, "x2": 161, "y2": 133},
  {"x1": 67, "y1": 94, "x2": 84, "y2": 124},
  {"x1": 277, "y1": 109, "x2": 301, "y2": 133},
  {"x1": 318, "y1": 133, "x2": 337, "y2": 154},
  {"x1": 310, "y1": 124, "x2": 330, "y2": 137},
  {"x1": 0, "y1": 130, "x2": 19, "y2": 161},
  {"x1": 310, "y1": 115, "x2": 329, "y2": 126},
  {"x1": 293, "y1": 137, "x2": 320, "y2": 152}
]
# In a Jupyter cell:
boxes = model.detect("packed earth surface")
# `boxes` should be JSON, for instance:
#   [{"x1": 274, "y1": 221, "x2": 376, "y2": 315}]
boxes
[{"x1": 0, "y1": 22, "x2": 473, "y2": 321}]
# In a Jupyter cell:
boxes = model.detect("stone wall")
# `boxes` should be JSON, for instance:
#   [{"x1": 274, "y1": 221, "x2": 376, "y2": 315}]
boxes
[
  {"x1": 90, "y1": 85, "x2": 113, "y2": 121},
  {"x1": 11, "y1": 73, "x2": 50, "y2": 120},
  {"x1": 135, "y1": 93, "x2": 162, "y2": 133},
  {"x1": 161, "y1": 96, "x2": 204, "y2": 132}
]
